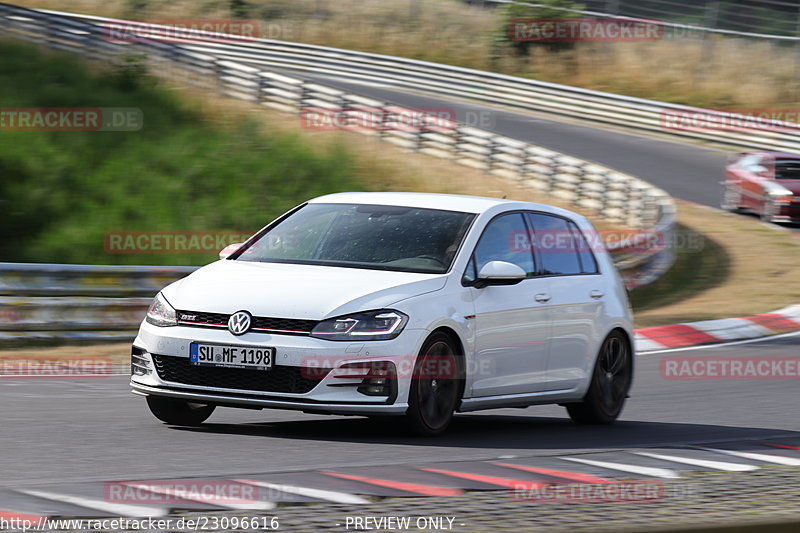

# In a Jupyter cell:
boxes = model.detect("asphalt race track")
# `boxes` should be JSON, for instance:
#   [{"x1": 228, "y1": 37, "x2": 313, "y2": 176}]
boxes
[
  {"x1": 284, "y1": 73, "x2": 800, "y2": 233},
  {"x1": 289, "y1": 75, "x2": 728, "y2": 207},
  {"x1": 2, "y1": 334, "x2": 798, "y2": 516}
]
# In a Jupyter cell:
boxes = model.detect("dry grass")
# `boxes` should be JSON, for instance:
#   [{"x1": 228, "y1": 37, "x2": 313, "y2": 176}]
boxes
[
  {"x1": 14, "y1": 0, "x2": 800, "y2": 109},
  {"x1": 162, "y1": 71, "x2": 597, "y2": 216},
  {"x1": 631, "y1": 200, "x2": 800, "y2": 328}
]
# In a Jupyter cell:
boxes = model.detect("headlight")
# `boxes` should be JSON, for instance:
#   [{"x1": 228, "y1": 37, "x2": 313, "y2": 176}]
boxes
[
  {"x1": 311, "y1": 310, "x2": 408, "y2": 341},
  {"x1": 773, "y1": 194, "x2": 794, "y2": 205},
  {"x1": 146, "y1": 292, "x2": 177, "y2": 327}
]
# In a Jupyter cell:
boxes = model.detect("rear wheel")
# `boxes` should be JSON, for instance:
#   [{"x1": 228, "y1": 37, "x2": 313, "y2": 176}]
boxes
[
  {"x1": 566, "y1": 331, "x2": 632, "y2": 425},
  {"x1": 405, "y1": 333, "x2": 462, "y2": 436},
  {"x1": 146, "y1": 396, "x2": 215, "y2": 426}
]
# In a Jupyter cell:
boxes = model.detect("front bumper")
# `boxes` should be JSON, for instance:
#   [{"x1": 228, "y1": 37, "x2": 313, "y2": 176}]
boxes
[
  {"x1": 775, "y1": 202, "x2": 800, "y2": 223},
  {"x1": 130, "y1": 321, "x2": 424, "y2": 415}
]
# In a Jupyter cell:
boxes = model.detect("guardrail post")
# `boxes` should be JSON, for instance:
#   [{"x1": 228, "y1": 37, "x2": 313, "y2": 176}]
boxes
[
  {"x1": 213, "y1": 58, "x2": 226, "y2": 89},
  {"x1": 487, "y1": 136, "x2": 498, "y2": 172},
  {"x1": 299, "y1": 82, "x2": 310, "y2": 112},
  {"x1": 452, "y1": 125, "x2": 464, "y2": 159},
  {"x1": 256, "y1": 71, "x2": 268, "y2": 103}
]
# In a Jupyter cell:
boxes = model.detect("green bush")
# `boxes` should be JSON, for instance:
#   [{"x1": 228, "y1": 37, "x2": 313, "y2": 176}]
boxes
[{"x1": 0, "y1": 41, "x2": 363, "y2": 265}]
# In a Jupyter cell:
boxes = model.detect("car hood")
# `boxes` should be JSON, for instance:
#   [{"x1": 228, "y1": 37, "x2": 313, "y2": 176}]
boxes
[{"x1": 161, "y1": 260, "x2": 447, "y2": 320}]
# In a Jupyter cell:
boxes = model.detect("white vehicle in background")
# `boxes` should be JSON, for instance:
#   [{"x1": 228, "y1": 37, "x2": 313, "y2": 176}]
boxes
[{"x1": 131, "y1": 192, "x2": 634, "y2": 436}]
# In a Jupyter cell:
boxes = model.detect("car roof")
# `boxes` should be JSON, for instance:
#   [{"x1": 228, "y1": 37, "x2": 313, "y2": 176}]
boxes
[
  {"x1": 309, "y1": 191, "x2": 561, "y2": 215},
  {"x1": 747, "y1": 152, "x2": 800, "y2": 159}
]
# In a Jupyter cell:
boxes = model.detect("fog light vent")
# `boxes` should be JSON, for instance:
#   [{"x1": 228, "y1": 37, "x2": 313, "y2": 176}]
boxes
[
  {"x1": 356, "y1": 362, "x2": 396, "y2": 397},
  {"x1": 131, "y1": 346, "x2": 152, "y2": 376}
]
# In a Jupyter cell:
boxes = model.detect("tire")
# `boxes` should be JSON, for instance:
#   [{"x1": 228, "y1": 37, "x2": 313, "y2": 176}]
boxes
[
  {"x1": 146, "y1": 396, "x2": 215, "y2": 426},
  {"x1": 405, "y1": 333, "x2": 462, "y2": 436},
  {"x1": 760, "y1": 198, "x2": 776, "y2": 223},
  {"x1": 720, "y1": 184, "x2": 741, "y2": 212},
  {"x1": 566, "y1": 331, "x2": 632, "y2": 425}
]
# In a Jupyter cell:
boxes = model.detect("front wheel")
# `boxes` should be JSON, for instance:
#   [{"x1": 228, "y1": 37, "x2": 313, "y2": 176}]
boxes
[
  {"x1": 146, "y1": 396, "x2": 216, "y2": 426},
  {"x1": 405, "y1": 333, "x2": 462, "y2": 436},
  {"x1": 566, "y1": 331, "x2": 632, "y2": 425},
  {"x1": 760, "y1": 198, "x2": 776, "y2": 223},
  {"x1": 720, "y1": 184, "x2": 741, "y2": 212}
]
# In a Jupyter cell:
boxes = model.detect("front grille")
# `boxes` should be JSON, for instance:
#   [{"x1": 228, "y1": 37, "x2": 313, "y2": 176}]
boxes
[
  {"x1": 177, "y1": 311, "x2": 228, "y2": 327},
  {"x1": 176, "y1": 310, "x2": 318, "y2": 335},
  {"x1": 152, "y1": 354, "x2": 330, "y2": 394}
]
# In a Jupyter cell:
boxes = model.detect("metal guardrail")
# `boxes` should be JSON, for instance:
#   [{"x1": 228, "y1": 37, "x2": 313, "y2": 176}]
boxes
[
  {"x1": 22, "y1": 5, "x2": 800, "y2": 153},
  {"x1": 0, "y1": 4, "x2": 679, "y2": 344},
  {"x1": 0, "y1": 264, "x2": 195, "y2": 345},
  {"x1": 0, "y1": 4, "x2": 676, "y2": 228}
]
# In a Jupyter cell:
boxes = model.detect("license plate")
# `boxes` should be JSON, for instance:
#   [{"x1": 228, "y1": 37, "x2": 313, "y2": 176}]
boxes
[{"x1": 189, "y1": 343, "x2": 274, "y2": 370}]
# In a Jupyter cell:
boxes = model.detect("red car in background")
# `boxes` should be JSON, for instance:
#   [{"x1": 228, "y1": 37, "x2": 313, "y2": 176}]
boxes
[{"x1": 722, "y1": 152, "x2": 800, "y2": 224}]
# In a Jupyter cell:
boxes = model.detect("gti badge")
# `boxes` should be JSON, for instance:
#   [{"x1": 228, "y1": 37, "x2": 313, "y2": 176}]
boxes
[{"x1": 228, "y1": 310, "x2": 252, "y2": 335}]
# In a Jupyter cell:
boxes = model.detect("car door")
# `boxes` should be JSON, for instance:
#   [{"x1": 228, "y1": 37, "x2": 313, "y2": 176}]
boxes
[
  {"x1": 526, "y1": 213, "x2": 603, "y2": 392},
  {"x1": 467, "y1": 212, "x2": 553, "y2": 397}
]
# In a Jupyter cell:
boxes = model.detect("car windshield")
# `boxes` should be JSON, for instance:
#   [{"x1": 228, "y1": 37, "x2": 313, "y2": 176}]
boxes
[
  {"x1": 236, "y1": 203, "x2": 475, "y2": 274},
  {"x1": 775, "y1": 159, "x2": 800, "y2": 180}
]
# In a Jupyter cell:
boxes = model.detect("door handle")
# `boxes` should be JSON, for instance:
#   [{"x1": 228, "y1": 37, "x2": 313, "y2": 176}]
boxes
[
  {"x1": 590, "y1": 290, "x2": 604, "y2": 299},
  {"x1": 535, "y1": 293, "x2": 551, "y2": 303}
]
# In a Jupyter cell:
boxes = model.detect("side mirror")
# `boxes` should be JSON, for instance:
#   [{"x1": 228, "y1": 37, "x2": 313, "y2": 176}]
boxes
[
  {"x1": 219, "y1": 242, "x2": 244, "y2": 260},
  {"x1": 474, "y1": 261, "x2": 527, "y2": 288}
]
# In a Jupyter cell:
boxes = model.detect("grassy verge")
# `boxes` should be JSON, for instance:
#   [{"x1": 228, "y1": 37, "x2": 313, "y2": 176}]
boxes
[
  {"x1": 12, "y1": 0, "x2": 800, "y2": 110},
  {"x1": 632, "y1": 200, "x2": 800, "y2": 328},
  {"x1": 0, "y1": 40, "x2": 363, "y2": 265}
]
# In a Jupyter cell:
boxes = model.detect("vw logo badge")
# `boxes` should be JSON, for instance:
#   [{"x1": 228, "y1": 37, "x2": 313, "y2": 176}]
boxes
[{"x1": 228, "y1": 311, "x2": 252, "y2": 336}]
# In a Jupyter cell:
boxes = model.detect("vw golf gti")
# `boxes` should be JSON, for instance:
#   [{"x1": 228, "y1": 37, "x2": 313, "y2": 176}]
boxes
[{"x1": 131, "y1": 192, "x2": 634, "y2": 435}]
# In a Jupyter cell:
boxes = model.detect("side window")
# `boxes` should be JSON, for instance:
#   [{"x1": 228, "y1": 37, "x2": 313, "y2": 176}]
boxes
[
  {"x1": 569, "y1": 221, "x2": 599, "y2": 274},
  {"x1": 527, "y1": 213, "x2": 582, "y2": 276},
  {"x1": 473, "y1": 213, "x2": 535, "y2": 276},
  {"x1": 462, "y1": 257, "x2": 477, "y2": 285}
]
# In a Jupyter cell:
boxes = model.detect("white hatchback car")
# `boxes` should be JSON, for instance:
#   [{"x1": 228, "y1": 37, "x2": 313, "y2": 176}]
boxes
[{"x1": 131, "y1": 192, "x2": 634, "y2": 435}]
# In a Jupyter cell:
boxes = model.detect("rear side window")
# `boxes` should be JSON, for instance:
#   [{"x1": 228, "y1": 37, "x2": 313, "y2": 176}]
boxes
[
  {"x1": 526, "y1": 213, "x2": 583, "y2": 276},
  {"x1": 569, "y1": 221, "x2": 599, "y2": 274}
]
